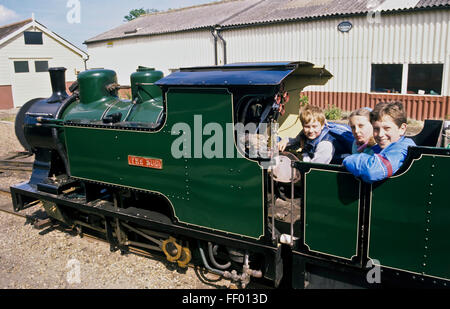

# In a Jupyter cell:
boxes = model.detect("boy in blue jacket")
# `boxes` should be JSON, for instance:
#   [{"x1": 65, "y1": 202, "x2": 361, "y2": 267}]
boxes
[
  {"x1": 278, "y1": 105, "x2": 350, "y2": 164},
  {"x1": 343, "y1": 102, "x2": 416, "y2": 183}
]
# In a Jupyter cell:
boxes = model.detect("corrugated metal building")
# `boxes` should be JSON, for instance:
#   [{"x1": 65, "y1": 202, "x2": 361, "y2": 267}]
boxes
[{"x1": 85, "y1": 0, "x2": 450, "y2": 120}]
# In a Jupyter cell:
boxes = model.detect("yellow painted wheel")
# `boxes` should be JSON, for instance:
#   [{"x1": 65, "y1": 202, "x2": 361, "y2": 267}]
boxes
[
  {"x1": 162, "y1": 237, "x2": 182, "y2": 262},
  {"x1": 177, "y1": 247, "x2": 192, "y2": 268}
]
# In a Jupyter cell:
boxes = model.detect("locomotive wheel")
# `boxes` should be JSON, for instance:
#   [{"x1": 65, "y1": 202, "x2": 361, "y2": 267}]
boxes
[
  {"x1": 14, "y1": 97, "x2": 44, "y2": 153},
  {"x1": 177, "y1": 247, "x2": 192, "y2": 268},
  {"x1": 162, "y1": 237, "x2": 182, "y2": 262}
]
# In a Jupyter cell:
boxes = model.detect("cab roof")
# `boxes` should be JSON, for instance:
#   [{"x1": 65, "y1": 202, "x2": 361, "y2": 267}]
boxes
[{"x1": 155, "y1": 62, "x2": 332, "y2": 87}]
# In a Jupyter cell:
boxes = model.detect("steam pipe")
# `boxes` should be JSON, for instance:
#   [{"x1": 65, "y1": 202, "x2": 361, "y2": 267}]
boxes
[
  {"x1": 208, "y1": 242, "x2": 231, "y2": 270},
  {"x1": 198, "y1": 241, "x2": 225, "y2": 276}
]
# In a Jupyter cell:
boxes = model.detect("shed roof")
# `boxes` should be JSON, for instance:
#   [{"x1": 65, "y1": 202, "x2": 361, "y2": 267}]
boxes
[
  {"x1": 0, "y1": 18, "x2": 32, "y2": 41},
  {"x1": 85, "y1": 0, "x2": 450, "y2": 44},
  {"x1": 221, "y1": 0, "x2": 450, "y2": 27},
  {"x1": 85, "y1": 0, "x2": 262, "y2": 44}
]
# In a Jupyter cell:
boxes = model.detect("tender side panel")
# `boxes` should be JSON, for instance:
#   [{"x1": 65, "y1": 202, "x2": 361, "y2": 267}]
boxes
[
  {"x1": 369, "y1": 154, "x2": 450, "y2": 280},
  {"x1": 64, "y1": 88, "x2": 264, "y2": 239},
  {"x1": 426, "y1": 155, "x2": 450, "y2": 280},
  {"x1": 303, "y1": 169, "x2": 360, "y2": 260}
]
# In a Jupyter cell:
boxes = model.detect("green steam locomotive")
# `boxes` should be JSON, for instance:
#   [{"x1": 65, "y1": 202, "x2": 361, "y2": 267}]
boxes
[{"x1": 11, "y1": 62, "x2": 449, "y2": 288}]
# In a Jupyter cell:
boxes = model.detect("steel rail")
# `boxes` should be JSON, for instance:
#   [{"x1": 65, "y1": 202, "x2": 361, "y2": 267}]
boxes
[
  {"x1": 0, "y1": 188, "x2": 11, "y2": 196},
  {"x1": 0, "y1": 160, "x2": 33, "y2": 172},
  {"x1": 0, "y1": 202, "x2": 29, "y2": 219}
]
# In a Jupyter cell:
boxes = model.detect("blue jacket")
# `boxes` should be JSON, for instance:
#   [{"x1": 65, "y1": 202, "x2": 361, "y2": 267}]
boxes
[
  {"x1": 343, "y1": 136, "x2": 416, "y2": 183},
  {"x1": 287, "y1": 123, "x2": 353, "y2": 164}
]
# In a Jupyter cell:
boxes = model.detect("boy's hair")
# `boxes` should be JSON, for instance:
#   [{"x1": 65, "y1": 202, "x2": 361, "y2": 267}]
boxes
[
  {"x1": 349, "y1": 107, "x2": 372, "y2": 120},
  {"x1": 299, "y1": 105, "x2": 326, "y2": 126},
  {"x1": 370, "y1": 102, "x2": 407, "y2": 128}
]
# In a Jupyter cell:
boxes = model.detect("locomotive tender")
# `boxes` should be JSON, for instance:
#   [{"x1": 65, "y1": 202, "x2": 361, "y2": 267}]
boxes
[{"x1": 11, "y1": 62, "x2": 450, "y2": 288}]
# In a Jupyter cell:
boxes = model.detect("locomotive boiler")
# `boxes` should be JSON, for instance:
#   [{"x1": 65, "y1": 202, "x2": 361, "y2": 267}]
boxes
[{"x1": 11, "y1": 62, "x2": 450, "y2": 288}]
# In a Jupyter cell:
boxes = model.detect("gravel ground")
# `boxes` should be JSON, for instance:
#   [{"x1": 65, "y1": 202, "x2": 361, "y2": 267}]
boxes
[
  {"x1": 0, "y1": 202, "x2": 229, "y2": 289},
  {"x1": 0, "y1": 123, "x2": 24, "y2": 159}
]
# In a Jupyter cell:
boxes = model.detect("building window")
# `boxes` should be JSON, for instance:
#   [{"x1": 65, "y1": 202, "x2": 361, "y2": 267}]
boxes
[
  {"x1": 407, "y1": 64, "x2": 443, "y2": 95},
  {"x1": 35, "y1": 61, "x2": 49, "y2": 72},
  {"x1": 14, "y1": 61, "x2": 29, "y2": 73},
  {"x1": 24, "y1": 31, "x2": 43, "y2": 45},
  {"x1": 371, "y1": 64, "x2": 403, "y2": 94}
]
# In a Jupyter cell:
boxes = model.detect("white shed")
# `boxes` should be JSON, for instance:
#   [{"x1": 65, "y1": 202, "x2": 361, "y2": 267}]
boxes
[{"x1": 0, "y1": 18, "x2": 88, "y2": 109}]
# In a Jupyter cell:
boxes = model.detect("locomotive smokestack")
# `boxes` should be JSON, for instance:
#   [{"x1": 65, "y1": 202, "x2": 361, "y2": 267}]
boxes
[{"x1": 47, "y1": 67, "x2": 69, "y2": 103}]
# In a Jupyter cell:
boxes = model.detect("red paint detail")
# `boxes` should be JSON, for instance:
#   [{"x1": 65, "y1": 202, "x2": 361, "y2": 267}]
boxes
[{"x1": 128, "y1": 155, "x2": 163, "y2": 170}]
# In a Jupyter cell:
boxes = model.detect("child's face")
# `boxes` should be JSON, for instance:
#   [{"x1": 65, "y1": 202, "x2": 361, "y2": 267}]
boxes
[
  {"x1": 349, "y1": 115, "x2": 373, "y2": 145},
  {"x1": 303, "y1": 120, "x2": 324, "y2": 140},
  {"x1": 372, "y1": 115, "x2": 407, "y2": 149}
]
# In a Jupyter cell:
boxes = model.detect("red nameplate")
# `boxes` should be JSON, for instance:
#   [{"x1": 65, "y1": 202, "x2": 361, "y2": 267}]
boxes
[{"x1": 128, "y1": 155, "x2": 163, "y2": 170}]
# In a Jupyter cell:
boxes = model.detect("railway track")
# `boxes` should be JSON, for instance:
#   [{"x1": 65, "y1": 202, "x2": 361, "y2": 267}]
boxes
[
  {"x1": 0, "y1": 152, "x2": 33, "y2": 172},
  {"x1": 0, "y1": 159, "x2": 33, "y2": 172},
  {"x1": 0, "y1": 151, "x2": 34, "y2": 218},
  {"x1": 0, "y1": 202, "x2": 21, "y2": 217},
  {"x1": 0, "y1": 189, "x2": 36, "y2": 220}
]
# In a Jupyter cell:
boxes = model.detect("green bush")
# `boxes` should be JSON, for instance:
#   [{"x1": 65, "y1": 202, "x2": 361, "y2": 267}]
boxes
[
  {"x1": 324, "y1": 105, "x2": 342, "y2": 120},
  {"x1": 299, "y1": 95, "x2": 309, "y2": 107}
]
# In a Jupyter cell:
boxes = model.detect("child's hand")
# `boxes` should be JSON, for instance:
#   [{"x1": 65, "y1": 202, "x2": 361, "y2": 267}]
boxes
[{"x1": 278, "y1": 137, "x2": 289, "y2": 152}]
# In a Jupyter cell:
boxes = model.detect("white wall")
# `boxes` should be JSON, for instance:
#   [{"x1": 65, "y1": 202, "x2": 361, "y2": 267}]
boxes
[
  {"x1": 0, "y1": 25, "x2": 86, "y2": 84},
  {"x1": 87, "y1": 30, "x2": 216, "y2": 85}
]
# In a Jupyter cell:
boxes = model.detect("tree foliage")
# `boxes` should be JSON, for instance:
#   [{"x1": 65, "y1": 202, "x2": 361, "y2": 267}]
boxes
[{"x1": 124, "y1": 8, "x2": 159, "y2": 22}]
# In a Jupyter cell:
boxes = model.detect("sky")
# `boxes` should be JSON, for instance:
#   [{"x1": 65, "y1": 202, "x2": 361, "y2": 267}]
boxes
[{"x1": 0, "y1": 0, "x2": 219, "y2": 51}]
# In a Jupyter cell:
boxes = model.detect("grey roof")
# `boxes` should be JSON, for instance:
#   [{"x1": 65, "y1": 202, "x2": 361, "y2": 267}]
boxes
[
  {"x1": 222, "y1": 0, "x2": 450, "y2": 27},
  {"x1": 85, "y1": 0, "x2": 261, "y2": 43},
  {"x1": 0, "y1": 18, "x2": 32, "y2": 41},
  {"x1": 85, "y1": 0, "x2": 450, "y2": 44},
  {"x1": 417, "y1": 0, "x2": 450, "y2": 6}
]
